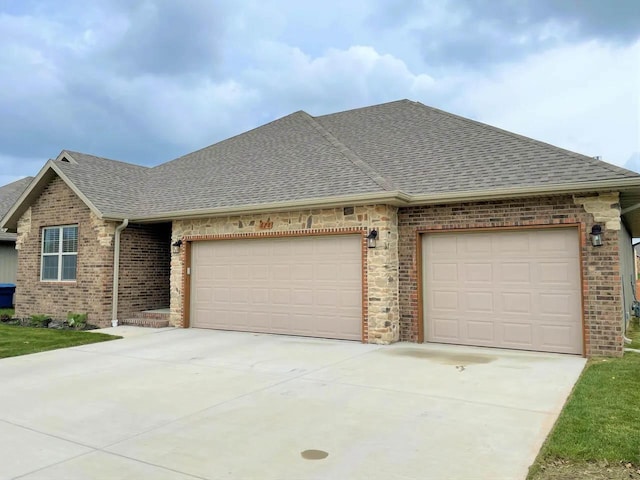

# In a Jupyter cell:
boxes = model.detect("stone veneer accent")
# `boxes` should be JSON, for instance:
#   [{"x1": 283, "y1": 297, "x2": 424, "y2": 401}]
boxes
[
  {"x1": 15, "y1": 177, "x2": 115, "y2": 325},
  {"x1": 398, "y1": 193, "x2": 624, "y2": 357},
  {"x1": 574, "y1": 192, "x2": 621, "y2": 231},
  {"x1": 171, "y1": 205, "x2": 399, "y2": 344}
]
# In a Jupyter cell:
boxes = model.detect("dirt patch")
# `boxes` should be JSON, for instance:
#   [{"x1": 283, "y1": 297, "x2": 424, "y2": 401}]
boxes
[
  {"x1": 530, "y1": 460, "x2": 640, "y2": 479},
  {"x1": 385, "y1": 348, "x2": 495, "y2": 365}
]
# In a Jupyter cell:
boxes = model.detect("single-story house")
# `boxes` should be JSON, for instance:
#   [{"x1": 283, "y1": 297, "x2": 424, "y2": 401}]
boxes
[
  {"x1": 2, "y1": 100, "x2": 640, "y2": 356},
  {"x1": 0, "y1": 177, "x2": 34, "y2": 289}
]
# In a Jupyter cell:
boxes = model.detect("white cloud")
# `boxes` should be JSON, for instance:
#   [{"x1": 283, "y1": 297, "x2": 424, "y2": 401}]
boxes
[
  {"x1": 451, "y1": 39, "x2": 640, "y2": 166},
  {"x1": 0, "y1": 0, "x2": 638, "y2": 181}
]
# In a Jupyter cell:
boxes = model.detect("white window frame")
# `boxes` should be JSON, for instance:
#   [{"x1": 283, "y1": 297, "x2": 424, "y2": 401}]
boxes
[{"x1": 41, "y1": 225, "x2": 78, "y2": 282}]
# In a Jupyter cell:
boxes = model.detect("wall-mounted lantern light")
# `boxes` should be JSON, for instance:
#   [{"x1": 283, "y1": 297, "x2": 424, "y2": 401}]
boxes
[
  {"x1": 366, "y1": 229, "x2": 378, "y2": 249},
  {"x1": 590, "y1": 225, "x2": 603, "y2": 247},
  {"x1": 172, "y1": 239, "x2": 183, "y2": 254}
]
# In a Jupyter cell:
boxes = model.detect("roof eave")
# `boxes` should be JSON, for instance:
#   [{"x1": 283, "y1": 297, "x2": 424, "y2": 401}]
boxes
[
  {"x1": 105, "y1": 191, "x2": 413, "y2": 223},
  {"x1": 0, "y1": 159, "x2": 105, "y2": 231},
  {"x1": 408, "y1": 178, "x2": 640, "y2": 205},
  {"x1": 102, "y1": 179, "x2": 640, "y2": 224}
]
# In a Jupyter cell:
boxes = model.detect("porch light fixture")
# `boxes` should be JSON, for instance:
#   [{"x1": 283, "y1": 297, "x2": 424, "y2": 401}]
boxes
[
  {"x1": 366, "y1": 229, "x2": 378, "y2": 249},
  {"x1": 590, "y1": 225, "x2": 603, "y2": 247},
  {"x1": 171, "y1": 239, "x2": 183, "y2": 254}
]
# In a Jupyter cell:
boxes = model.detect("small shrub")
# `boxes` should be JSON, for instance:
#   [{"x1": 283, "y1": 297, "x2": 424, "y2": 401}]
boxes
[
  {"x1": 30, "y1": 314, "x2": 51, "y2": 328},
  {"x1": 67, "y1": 312, "x2": 88, "y2": 330}
]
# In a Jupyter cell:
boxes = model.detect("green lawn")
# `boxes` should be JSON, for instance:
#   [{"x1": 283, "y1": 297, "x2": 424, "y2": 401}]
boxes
[
  {"x1": 0, "y1": 324, "x2": 120, "y2": 358},
  {"x1": 528, "y1": 323, "x2": 640, "y2": 479}
]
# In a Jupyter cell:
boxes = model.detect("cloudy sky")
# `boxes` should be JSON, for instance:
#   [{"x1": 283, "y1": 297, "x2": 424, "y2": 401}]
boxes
[{"x1": 1, "y1": 0, "x2": 639, "y2": 186}]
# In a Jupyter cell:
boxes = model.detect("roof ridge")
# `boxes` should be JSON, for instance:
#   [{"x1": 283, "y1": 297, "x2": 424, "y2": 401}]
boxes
[
  {"x1": 63, "y1": 150, "x2": 150, "y2": 170},
  {"x1": 301, "y1": 111, "x2": 398, "y2": 191},
  {"x1": 152, "y1": 111, "x2": 308, "y2": 171},
  {"x1": 315, "y1": 99, "x2": 412, "y2": 120},
  {"x1": 409, "y1": 101, "x2": 638, "y2": 178}
]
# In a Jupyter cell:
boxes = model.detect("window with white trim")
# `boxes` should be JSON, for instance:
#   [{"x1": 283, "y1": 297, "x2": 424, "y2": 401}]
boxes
[{"x1": 41, "y1": 225, "x2": 78, "y2": 281}]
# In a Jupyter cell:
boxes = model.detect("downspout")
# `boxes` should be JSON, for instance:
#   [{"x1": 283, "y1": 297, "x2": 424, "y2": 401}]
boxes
[{"x1": 111, "y1": 219, "x2": 129, "y2": 327}]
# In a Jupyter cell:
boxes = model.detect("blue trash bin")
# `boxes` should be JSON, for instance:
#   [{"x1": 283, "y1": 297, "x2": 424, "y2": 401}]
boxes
[{"x1": 0, "y1": 283, "x2": 16, "y2": 308}]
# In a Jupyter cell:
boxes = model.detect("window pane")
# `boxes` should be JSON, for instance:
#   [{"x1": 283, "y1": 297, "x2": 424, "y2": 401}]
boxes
[
  {"x1": 62, "y1": 226, "x2": 78, "y2": 253},
  {"x1": 61, "y1": 255, "x2": 77, "y2": 281},
  {"x1": 42, "y1": 256, "x2": 59, "y2": 280},
  {"x1": 43, "y1": 228, "x2": 60, "y2": 254}
]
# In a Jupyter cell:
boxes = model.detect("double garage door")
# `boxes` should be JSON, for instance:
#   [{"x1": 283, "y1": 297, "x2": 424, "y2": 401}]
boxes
[
  {"x1": 190, "y1": 235, "x2": 362, "y2": 340},
  {"x1": 423, "y1": 228, "x2": 583, "y2": 354},
  {"x1": 190, "y1": 228, "x2": 583, "y2": 353}
]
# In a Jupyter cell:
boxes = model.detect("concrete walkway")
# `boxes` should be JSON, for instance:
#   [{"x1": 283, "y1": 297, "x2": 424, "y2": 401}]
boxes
[{"x1": 0, "y1": 328, "x2": 585, "y2": 480}]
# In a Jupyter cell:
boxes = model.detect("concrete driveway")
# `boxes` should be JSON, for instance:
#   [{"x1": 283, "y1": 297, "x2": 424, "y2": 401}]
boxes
[{"x1": 0, "y1": 328, "x2": 585, "y2": 480}]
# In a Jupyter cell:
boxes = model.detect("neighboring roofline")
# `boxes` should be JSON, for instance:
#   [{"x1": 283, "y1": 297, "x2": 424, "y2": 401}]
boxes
[
  {"x1": 0, "y1": 156, "x2": 105, "y2": 231},
  {"x1": 101, "y1": 177, "x2": 640, "y2": 223}
]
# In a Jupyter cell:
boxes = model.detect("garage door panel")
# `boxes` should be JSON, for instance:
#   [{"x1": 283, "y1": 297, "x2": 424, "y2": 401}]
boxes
[
  {"x1": 433, "y1": 318, "x2": 460, "y2": 339},
  {"x1": 272, "y1": 265, "x2": 290, "y2": 281},
  {"x1": 465, "y1": 263, "x2": 492, "y2": 282},
  {"x1": 230, "y1": 288, "x2": 249, "y2": 303},
  {"x1": 538, "y1": 231, "x2": 579, "y2": 255},
  {"x1": 191, "y1": 235, "x2": 362, "y2": 341},
  {"x1": 467, "y1": 292, "x2": 493, "y2": 312},
  {"x1": 292, "y1": 264, "x2": 313, "y2": 280},
  {"x1": 497, "y1": 234, "x2": 530, "y2": 253},
  {"x1": 539, "y1": 293, "x2": 574, "y2": 315},
  {"x1": 251, "y1": 265, "x2": 269, "y2": 280},
  {"x1": 538, "y1": 262, "x2": 577, "y2": 286},
  {"x1": 291, "y1": 289, "x2": 313, "y2": 306},
  {"x1": 433, "y1": 290, "x2": 459, "y2": 310},
  {"x1": 502, "y1": 323, "x2": 532, "y2": 345},
  {"x1": 465, "y1": 235, "x2": 491, "y2": 254},
  {"x1": 501, "y1": 292, "x2": 531, "y2": 314},
  {"x1": 423, "y1": 228, "x2": 582, "y2": 354},
  {"x1": 339, "y1": 288, "x2": 361, "y2": 306},
  {"x1": 432, "y1": 263, "x2": 458, "y2": 281},
  {"x1": 500, "y1": 263, "x2": 531, "y2": 283},
  {"x1": 431, "y1": 235, "x2": 458, "y2": 254},
  {"x1": 315, "y1": 289, "x2": 338, "y2": 306},
  {"x1": 338, "y1": 262, "x2": 361, "y2": 281},
  {"x1": 540, "y1": 324, "x2": 577, "y2": 350},
  {"x1": 467, "y1": 321, "x2": 495, "y2": 342}
]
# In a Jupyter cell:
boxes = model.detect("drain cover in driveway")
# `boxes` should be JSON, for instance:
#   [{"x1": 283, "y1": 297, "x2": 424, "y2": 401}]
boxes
[{"x1": 301, "y1": 450, "x2": 329, "y2": 460}]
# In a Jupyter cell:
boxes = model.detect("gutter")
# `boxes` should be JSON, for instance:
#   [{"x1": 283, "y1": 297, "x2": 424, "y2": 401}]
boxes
[
  {"x1": 98, "y1": 178, "x2": 640, "y2": 224},
  {"x1": 111, "y1": 219, "x2": 129, "y2": 327}
]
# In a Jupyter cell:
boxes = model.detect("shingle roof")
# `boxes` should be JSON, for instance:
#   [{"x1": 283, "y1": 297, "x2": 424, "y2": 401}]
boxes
[
  {"x1": 316, "y1": 100, "x2": 638, "y2": 195},
  {"x1": 0, "y1": 177, "x2": 33, "y2": 241},
  {"x1": 139, "y1": 111, "x2": 388, "y2": 216},
  {"x1": 4, "y1": 99, "x2": 640, "y2": 226},
  {"x1": 55, "y1": 151, "x2": 150, "y2": 218}
]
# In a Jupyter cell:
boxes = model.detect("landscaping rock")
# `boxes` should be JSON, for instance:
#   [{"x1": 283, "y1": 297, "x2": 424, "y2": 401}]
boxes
[{"x1": 48, "y1": 320, "x2": 66, "y2": 329}]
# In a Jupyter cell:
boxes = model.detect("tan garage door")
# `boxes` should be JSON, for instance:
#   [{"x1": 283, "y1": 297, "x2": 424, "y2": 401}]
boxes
[
  {"x1": 190, "y1": 235, "x2": 362, "y2": 340},
  {"x1": 422, "y1": 228, "x2": 582, "y2": 354}
]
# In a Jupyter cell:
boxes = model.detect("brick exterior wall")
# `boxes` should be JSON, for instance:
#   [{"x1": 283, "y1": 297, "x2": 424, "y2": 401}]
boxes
[
  {"x1": 171, "y1": 205, "x2": 399, "y2": 344},
  {"x1": 15, "y1": 177, "x2": 114, "y2": 326},
  {"x1": 13, "y1": 174, "x2": 625, "y2": 356},
  {"x1": 117, "y1": 223, "x2": 171, "y2": 319},
  {"x1": 15, "y1": 176, "x2": 171, "y2": 327},
  {"x1": 398, "y1": 194, "x2": 624, "y2": 356}
]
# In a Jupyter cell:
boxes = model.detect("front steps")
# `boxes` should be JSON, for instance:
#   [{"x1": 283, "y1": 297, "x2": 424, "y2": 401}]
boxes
[{"x1": 120, "y1": 309, "x2": 171, "y2": 328}]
